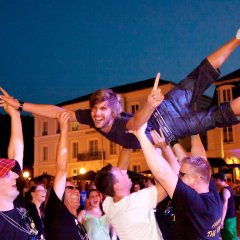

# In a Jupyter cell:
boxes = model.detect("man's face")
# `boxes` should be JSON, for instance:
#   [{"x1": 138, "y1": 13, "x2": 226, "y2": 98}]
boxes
[
  {"x1": 64, "y1": 182, "x2": 80, "y2": 210},
  {"x1": 179, "y1": 163, "x2": 198, "y2": 189},
  {"x1": 0, "y1": 170, "x2": 19, "y2": 200},
  {"x1": 91, "y1": 101, "x2": 114, "y2": 132},
  {"x1": 112, "y1": 167, "x2": 132, "y2": 192}
]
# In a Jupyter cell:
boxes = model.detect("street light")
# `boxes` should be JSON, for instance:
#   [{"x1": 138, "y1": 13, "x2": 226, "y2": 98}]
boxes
[
  {"x1": 23, "y1": 171, "x2": 30, "y2": 180},
  {"x1": 79, "y1": 167, "x2": 87, "y2": 174}
]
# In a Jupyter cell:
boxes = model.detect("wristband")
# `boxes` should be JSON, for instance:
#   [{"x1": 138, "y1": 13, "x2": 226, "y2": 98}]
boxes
[
  {"x1": 18, "y1": 101, "x2": 24, "y2": 112},
  {"x1": 170, "y1": 139, "x2": 179, "y2": 148}
]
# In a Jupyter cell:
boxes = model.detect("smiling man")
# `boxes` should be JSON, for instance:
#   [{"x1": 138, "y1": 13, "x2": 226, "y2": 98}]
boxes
[
  {"x1": 0, "y1": 101, "x2": 38, "y2": 239},
  {"x1": 44, "y1": 112, "x2": 89, "y2": 240}
]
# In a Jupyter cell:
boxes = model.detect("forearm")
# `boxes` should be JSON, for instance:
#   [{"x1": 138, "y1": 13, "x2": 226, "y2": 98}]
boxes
[
  {"x1": 190, "y1": 135, "x2": 206, "y2": 159},
  {"x1": 8, "y1": 111, "x2": 23, "y2": 169},
  {"x1": 126, "y1": 102, "x2": 155, "y2": 130},
  {"x1": 22, "y1": 102, "x2": 65, "y2": 118},
  {"x1": 162, "y1": 145, "x2": 180, "y2": 174},
  {"x1": 56, "y1": 129, "x2": 68, "y2": 172},
  {"x1": 172, "y1": 143, "x2": 188, "y2": 162},
  {"x1": 137, "y1": 133, "x2": 169, "y2": 181},
  {"x1": 117, "y1": 148, "x2": 131, "y2": 170}
]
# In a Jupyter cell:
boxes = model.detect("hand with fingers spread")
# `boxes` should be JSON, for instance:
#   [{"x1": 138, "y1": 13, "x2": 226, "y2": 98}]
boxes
[
  {"x1": 147, "y1": 73, "x2": 164, "y2": 109},
  {"x1": 0, "y1": 87, "x2": 20, "y2": 110}
]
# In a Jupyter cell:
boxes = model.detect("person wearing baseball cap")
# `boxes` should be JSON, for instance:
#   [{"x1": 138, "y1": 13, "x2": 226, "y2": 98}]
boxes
[{"x1": 0, "y1": 99, "x2": 38, "y2": 239}]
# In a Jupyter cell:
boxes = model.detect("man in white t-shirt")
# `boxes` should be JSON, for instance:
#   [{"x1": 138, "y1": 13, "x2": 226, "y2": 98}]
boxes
[{"x1": 94, "y1": 149, "x2": 165, "y2": 240}]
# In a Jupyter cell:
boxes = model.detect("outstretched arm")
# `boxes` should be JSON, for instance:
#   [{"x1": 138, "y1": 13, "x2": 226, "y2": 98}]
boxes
[
  {"x1": 126, "y1": 73, "x2": 164, "y2": 130},
  {"x1": 0, "y1": 87, "x2": 76, "y2": 120},
  {"x1": 54, "y1": 112, "x2": 71, "y2": 200},
  {"x1": 3, "y1": 98, "x2": 23, "y2": 169},
  {"x1": 132, "y1": 123, "x2": 178, "y2": 198}
]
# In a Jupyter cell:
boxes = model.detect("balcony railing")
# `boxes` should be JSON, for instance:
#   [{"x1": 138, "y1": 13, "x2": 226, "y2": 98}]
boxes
[{"x1": 77, "y1": 151, "x2": 105, "y2": 161}]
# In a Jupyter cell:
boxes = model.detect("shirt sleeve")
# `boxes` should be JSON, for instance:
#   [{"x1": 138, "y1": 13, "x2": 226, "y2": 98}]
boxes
[{"x1": 75, "y1": 109, "x2": 95, "y2": 127}]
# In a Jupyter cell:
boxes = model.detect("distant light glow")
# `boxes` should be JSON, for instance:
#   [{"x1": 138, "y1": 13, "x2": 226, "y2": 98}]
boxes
[{"x1": 79, "y1": 168, "x2": 87, "y2": 174}]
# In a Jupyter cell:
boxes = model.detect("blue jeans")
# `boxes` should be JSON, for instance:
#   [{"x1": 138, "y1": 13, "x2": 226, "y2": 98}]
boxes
[{"x1": 149, "y1": 59, "x2": 240, "y2": 142}]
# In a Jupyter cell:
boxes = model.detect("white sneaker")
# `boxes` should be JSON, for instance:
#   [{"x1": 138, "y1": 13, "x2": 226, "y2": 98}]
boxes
[{"x1": 236, "y1": 29, "x2": 240, "y2": 39}]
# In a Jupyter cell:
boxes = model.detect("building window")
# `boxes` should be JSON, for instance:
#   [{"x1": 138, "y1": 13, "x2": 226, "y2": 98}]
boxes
[
  {"x1": 73, "y1": 169, "x2": 79, "y2": 176},
  {"x1": 89, "y1": 140, "x2": 99, "y2": 153},
  {"x1": 43, "y1": 146, "x2": 48, "y2": 161},
  {"x1": 110, "y1": 142, "x2": 117, "y2": 155},
  {"x1": 72, "y1": 142, "x2": 79, "y2": 158},
  {"x1": 132, "y1": 164, "x2": 141, "y2": 173},
  {"x1": 218, "y1": 86, "x2": 233, "y2": 103},
  {"x1": 72, "y1": 122, "x2": 79, "y2": 131},
  {"x1": 131, "y1": 104, "x2": 139, "y2": 114},
  {"x1": 42, "y1": 121, "x2": 48, "y2": 136},
  {"x1": 223, "y1": 127, "x2": 233, "y2": 143}
]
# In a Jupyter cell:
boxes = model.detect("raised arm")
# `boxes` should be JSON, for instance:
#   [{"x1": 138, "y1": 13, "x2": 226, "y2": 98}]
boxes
[
  {"x1": 117, "y1": 148, "x2": 131, "y2": 170},
  {"x1": 133, "y1": 123, "x2": 178, "y2": 198},
  {"x1": 126, "y1": 73, "x2": 164, "y2": 130},
  {"x1": 2, "y1": 97, "x2": 24, "y2": 169},
  {"x1": 190, "y1": 134, "x2": 207, "y2": 160},
  {"x1": 53, "y1": 112, "x2": 71, "y2": 200},
  {"x1": 150, "y1": 129, "x2": 180, "y2": 174},
  {"x1": 0, "y1": 87, "x2": 76, "y2": 120}
]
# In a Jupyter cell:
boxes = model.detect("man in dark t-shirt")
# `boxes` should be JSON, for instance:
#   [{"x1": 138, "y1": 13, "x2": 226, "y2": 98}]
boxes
[
  {"x1": 0, "y1": 101, "x2": 38, "y2": 240},
  {"x1": 44, "y1": 112, "x2": 88, "y2": 240},
  {"x1": 133, "y1": 125, "x2": 222, "y2": 239}
]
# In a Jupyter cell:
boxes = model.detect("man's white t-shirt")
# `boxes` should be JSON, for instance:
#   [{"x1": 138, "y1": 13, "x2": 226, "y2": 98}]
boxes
[{"x1": 103, "y1": 186, "x2": 163, "y2": 240}]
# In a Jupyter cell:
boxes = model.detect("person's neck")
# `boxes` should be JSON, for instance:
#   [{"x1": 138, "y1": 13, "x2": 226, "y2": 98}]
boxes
[
  {"x1": 32, "y1": 199, "x2": 41, "y2": 209},
  {"x1": 0, "y1": 201, "x2": 14, "y2": 211},
  {"x1": 113, "y1": 190, "x2": 131, "y2": 203},
  {"x1": 66, "y1": 205, "x2": 78, "y2": 217}
]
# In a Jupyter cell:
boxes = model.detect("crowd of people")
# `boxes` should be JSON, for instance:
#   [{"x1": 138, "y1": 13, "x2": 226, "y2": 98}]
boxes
[{"x1": 0, "y1": 29, "x2": 240, "y2": 239}]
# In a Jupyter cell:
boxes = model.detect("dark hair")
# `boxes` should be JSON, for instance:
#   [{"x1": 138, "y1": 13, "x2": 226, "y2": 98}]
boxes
[
  {"x1": 25, "y1": 185, "x2": 38, "y2": 204},
  {"x1": 181, "y1": 156, "x2": 211, "y2": 183},
  {"x1": 94, "y1": 164, "x2": 117, "y2": 197},
  {"x1": 89, "y1": 89, "x2": 122, "y2": 117},
  {"x1": 87, "y1": 189, "x2": 101, "y2": 199},
  {"x1": 212, "y1": 172, "x2": 226, "y2": 182}
]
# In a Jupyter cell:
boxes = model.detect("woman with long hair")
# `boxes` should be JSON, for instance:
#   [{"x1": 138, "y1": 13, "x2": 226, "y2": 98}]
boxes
[
  {"x1": 78, "y1": 189, "x2": 116, "y2": 240},
  {"x1": 25, "y1": 184, "x2": 46, "y2": 239}
]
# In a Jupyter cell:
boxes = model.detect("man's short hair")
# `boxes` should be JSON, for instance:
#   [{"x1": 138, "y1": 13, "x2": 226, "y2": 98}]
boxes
[
  {"x1": 94, "y1": 164, "x2": 116, "y2": 197},
  {"x1": 89, "y1": 89, "x2": 122, "y2": 117},
  {"x1": 212, "y1": 172, "x2": 226, "y2": 182},
  {"x1": 181, "y1": 156, "x2": 211, "y2": 183}
]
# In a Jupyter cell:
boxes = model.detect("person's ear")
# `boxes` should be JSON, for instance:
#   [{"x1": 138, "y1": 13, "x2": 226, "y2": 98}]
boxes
[{"x1": 113, "y1": 182, "x2": 120, "y2": 192}]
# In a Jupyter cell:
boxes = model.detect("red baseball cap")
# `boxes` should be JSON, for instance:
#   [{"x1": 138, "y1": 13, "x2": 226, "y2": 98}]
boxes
[{"x1": 0, "y1": 158, "x2": 19, "y2": 177}]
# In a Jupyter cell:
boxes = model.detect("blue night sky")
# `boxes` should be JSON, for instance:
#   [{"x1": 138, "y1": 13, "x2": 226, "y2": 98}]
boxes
[{"x1": 1, "y1": 0, "x2": 240, "y2": 106}]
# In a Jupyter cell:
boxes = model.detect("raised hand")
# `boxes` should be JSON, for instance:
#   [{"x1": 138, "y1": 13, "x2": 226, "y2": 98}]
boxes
[
  {"x1": 150, "y1": 128, "x2": 167, "y2": 149},
  {"x1": 147, "y1": 73, "x2": 164, "y2": 108},
  {"x1": 0, "y1": 87, "x2": 20, "y2": 110},
  {"x1": 57, "y1": 111, "x2": 72, "y2": 132}
]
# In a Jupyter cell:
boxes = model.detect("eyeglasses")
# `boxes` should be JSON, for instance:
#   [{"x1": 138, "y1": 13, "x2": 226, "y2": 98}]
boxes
[
  {"x1": 178, "y1": 171, "x2": 193, "y2": 178},
  {"x1": 35, "y1": 189, "x2": 47, "y2": 193},
  {"x1": 65, "y1": 186, "x2": 80, "y2": 191}
]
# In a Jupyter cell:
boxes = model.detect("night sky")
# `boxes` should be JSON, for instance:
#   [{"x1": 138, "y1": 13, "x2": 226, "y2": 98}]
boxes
[{"x1": 1, "y1": 0, "x2": 240, "y2": 107}]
